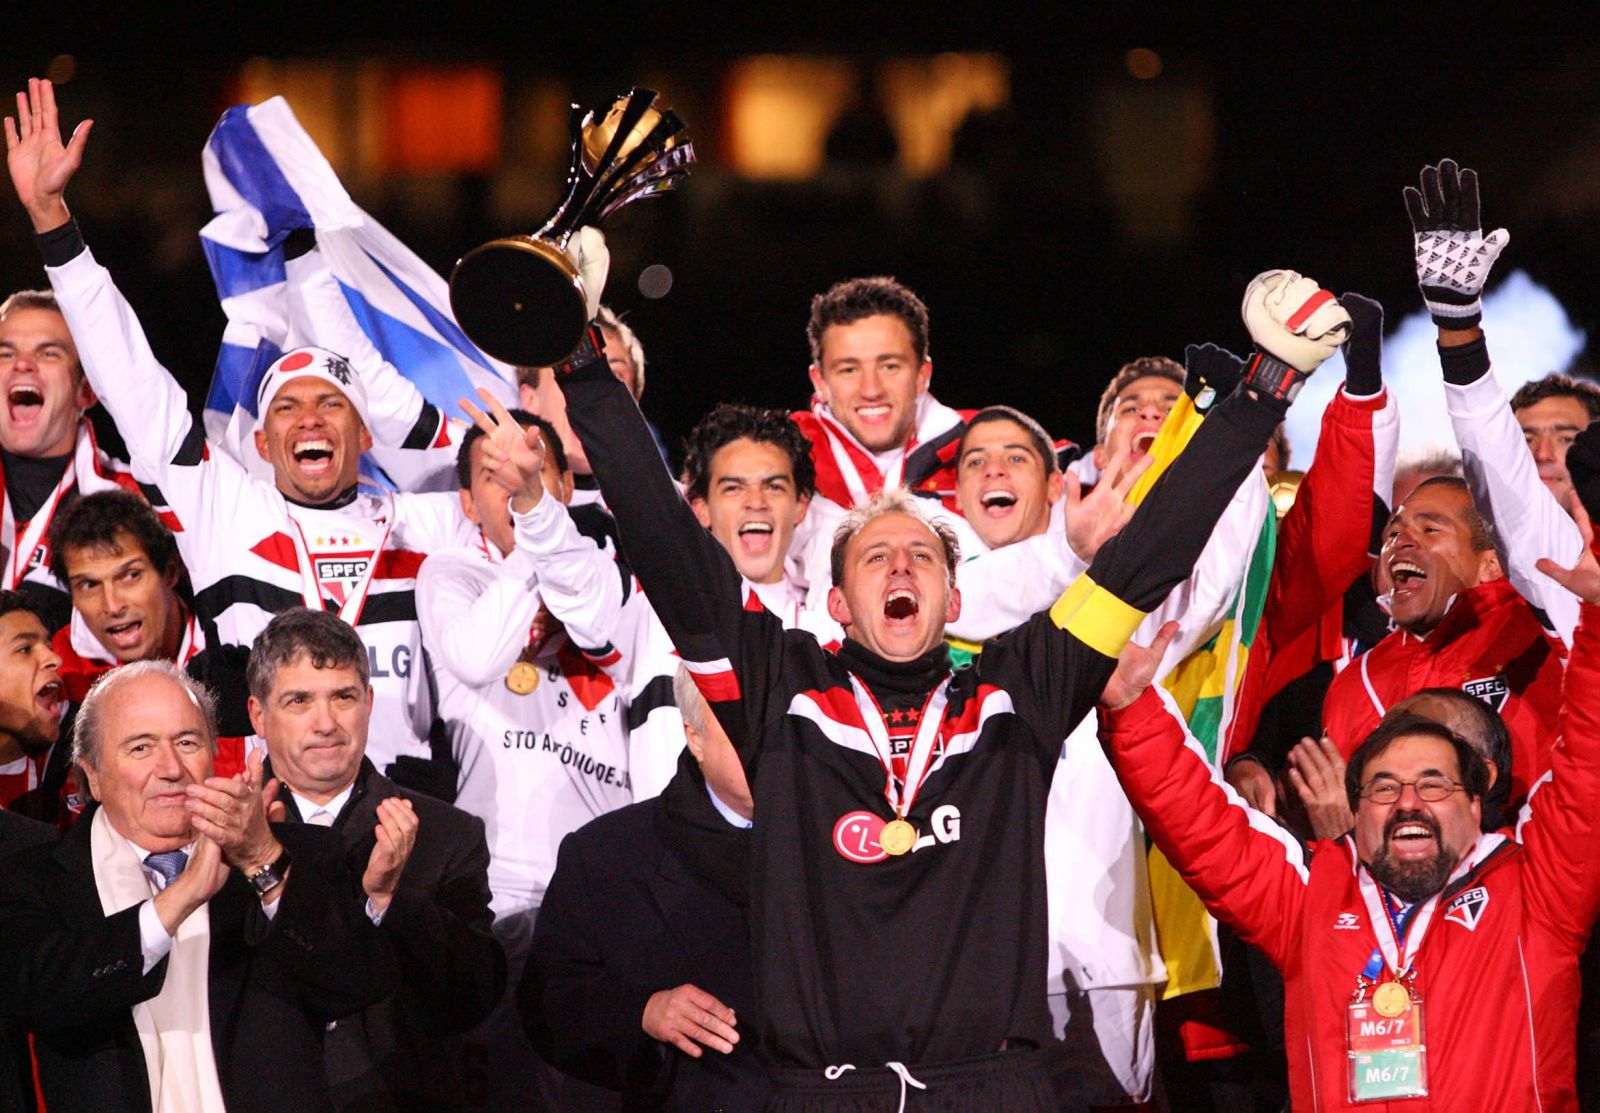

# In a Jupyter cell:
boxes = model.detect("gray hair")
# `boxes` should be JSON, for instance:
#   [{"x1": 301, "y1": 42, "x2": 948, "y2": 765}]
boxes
[
  {"x1": 829, "y1": 487, "x2": 961, "y2": 590},
  {"x1": 596, "y1": 305, "x2": 647, "y2": 400},
  {"x1": 73, "y1": 659, "x2": 218, "y2": 771},
  {"x1": 247, "y1": 608, "x2": 370, "y2": 701},
  {"x1": 1394, "y1": 445, "x2": 1463, "y2": 485},
  {"x1": 673, "y1": 663, "x2": 711, "y2": 735}
]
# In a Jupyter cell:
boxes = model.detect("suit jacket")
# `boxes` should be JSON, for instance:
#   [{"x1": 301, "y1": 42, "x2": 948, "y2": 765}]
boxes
[
  {"x1": 524, "y1": 760, "x2": 769, "y2": 1112},
  {"x1": 0, "y1": 810, "x2": 57, "y2": 1113},
  {"x1": 272, "y1": 757, "x2": 504, "y2": 1112},
  {"x1": 0, "y1": 808, "x2": 394, "y2": 1113}
]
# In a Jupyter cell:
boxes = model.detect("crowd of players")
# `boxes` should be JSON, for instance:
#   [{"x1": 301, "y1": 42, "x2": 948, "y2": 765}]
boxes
[{"x1": 5, "y1": 75, "x2": 1600, "y2": 1112}]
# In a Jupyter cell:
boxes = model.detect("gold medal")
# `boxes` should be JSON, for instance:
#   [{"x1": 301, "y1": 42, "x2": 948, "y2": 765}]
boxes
[
  {"x1": 879, "y1": 818, "x2": 917, "y2": 857},
  {"x1": 1372, "y1": 980, "x2": 1411, "y2": 1018},
  {"x1": 506, "y1": 661, "x2": 541, "y2": 696}
]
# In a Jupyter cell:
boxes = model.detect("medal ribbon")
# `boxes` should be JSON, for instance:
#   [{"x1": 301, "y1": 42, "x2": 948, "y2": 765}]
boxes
[
  {"x1": 848, "y1": 675, "x2": 950, "y2": 817},
  {"x1": 1357, "y1": 867, "x2": 1445, "y2": 980},
  {"x1": 4, "y1": 463, "x2": 77, "y2": 590},
  {"x1": 286, "y1": 495, "x2": 396, "y2": 627}
]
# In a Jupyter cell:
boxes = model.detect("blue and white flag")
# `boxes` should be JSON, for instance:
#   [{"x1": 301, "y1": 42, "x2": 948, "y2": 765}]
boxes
[{"x1": 199, "y1": 96, "x2": 516, "y2": 489}]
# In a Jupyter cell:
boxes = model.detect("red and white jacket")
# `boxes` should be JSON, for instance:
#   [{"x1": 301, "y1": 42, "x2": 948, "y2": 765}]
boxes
[
  {"x1": 1322, "y1": 577, "x2": 1564, "y2": 808},
  {"x1": 1223, "y1": 386, "x2": 1398, "y2": 764},
  {"x1": 1101, "y1": 599, "x2": 1600, "y2": 1110},
  {"x1": 52, "y1": 612, "x2": 247, "y2": 784}
]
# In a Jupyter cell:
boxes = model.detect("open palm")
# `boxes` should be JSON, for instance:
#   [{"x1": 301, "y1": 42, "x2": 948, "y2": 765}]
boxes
[{"x1": 4, "y1": 78, "x2": 90, "y2": 228}]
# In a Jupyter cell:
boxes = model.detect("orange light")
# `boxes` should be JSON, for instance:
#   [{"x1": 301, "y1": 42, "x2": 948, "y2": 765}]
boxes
[
  {"x1": 1126, "y1": 48, "x2": 1163, "y2": 80},
  {"x1": 383, "y1": 68, "x2": 503, "y2": 174}
]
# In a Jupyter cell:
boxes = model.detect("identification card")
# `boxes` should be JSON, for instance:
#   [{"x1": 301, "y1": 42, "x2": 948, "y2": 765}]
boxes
[{"x1": 1347, "y1": 991, "x2": 1427, "y2": 1102}]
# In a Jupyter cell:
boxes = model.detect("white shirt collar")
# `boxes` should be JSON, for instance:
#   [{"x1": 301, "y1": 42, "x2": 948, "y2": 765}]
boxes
[
  {"x1": 706, "y1": 784, "x2": 753, "y2": 829},
  {"x1": 289, "y1": 782, "x2": 355, "y2": 825}
]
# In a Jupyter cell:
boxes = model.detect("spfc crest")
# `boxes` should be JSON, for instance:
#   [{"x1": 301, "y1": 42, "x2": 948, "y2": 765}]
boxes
[
  {"x1": 1461, "y1": 675, "x2": 1510, "y2": 713},
  {"x1": 1444, "y1": 885, "x2": 1489, "y2": 931}
]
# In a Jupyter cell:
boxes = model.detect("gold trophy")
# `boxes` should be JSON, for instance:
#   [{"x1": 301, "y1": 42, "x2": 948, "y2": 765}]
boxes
[{"x1": 450, "y1": 87, "x2": 695, "y2": 367}]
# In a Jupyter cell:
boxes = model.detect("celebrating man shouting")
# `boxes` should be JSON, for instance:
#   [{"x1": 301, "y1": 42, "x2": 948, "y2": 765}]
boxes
[
  {"x1": 5, "y1": 79, "x2": 470, "y2": 779},
  {"x1": 551, "y1": 232, "x2": 1346, "y2": 1107}
]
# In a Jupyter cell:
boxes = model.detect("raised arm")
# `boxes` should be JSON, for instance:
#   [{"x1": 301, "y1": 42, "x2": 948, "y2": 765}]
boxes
[
  {"x1": 7, "y1": 79, "x2": 258, "y2": 517},
  {"x1": 553, "y1": 315, "x2": 794, "y2": 761},
  {"x1": 1520, "y1": 505, "x2": 1600, "y2": 940},
  {"x1": 1405, "y1": 158, "x2": 1582, "y2": 645},
  {"x1": 1096, "y1": 625, "x2": 1310, "y2": 967},
  {"x1": 987, "y1": 270, "x2": 1349, "y2": 748}
]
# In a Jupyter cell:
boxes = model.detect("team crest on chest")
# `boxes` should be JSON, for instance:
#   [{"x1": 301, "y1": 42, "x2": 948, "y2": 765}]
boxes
[
  {"x1": 1461, "y1": 674, "x2": 1510, "y2": 713},
  {"x1": 313, "y1": 543, "x2": 374, "y2": 606},
  {"x1": 1444, "y1": 885, "x2": 1489, "y2": 931}
]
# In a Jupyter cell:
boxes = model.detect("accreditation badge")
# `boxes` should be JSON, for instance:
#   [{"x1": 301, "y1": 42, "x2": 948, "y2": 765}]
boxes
[{"x1": 1347, "y1": 987, "x2": 1427, "y2": 1102}]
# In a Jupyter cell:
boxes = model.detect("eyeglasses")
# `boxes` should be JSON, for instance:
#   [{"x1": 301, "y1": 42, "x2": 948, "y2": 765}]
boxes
[{"x1": 1360, "y1": 776, "x2": 1464, "y2": 805}]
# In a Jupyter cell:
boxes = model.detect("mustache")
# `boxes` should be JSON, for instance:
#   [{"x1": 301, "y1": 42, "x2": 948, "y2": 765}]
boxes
[{"x1": 1384, "y1": 808, "x2": 1441, "y2": 840}]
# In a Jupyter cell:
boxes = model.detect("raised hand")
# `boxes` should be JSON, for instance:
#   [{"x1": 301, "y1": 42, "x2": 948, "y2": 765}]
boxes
[
  {"x1": 1403, "y1": 159, "x2": 1509, "y2": 329},
  {"x1": 1536, "y1": 499, "x2": 1600, "y2": 605},
  {"x1": 1285, "y1": 735, "x2": 1354, "y2": 840},
  {"x1": 1183, "y1": 342, "x2": 1245, "y2": 406},
  {"x1": 4, "y1": 78, "x2": 91, "y2": 232},
  {"x1": 1338, "y1": 292, "x2": 1385, "y2": 397},
  {"x1": 184, "y1": 747, "x2": 283, "y2": 880},
  {"x1": 1225, "y1": 756, "x2": 1279, "y2": 819},
  {"x1": 1065, "y1": 442, "x2": 1152, "y2": 562},
  {"x1": 1241, "y1": 270, "x2": 1353, "y2": 376},
  {"x1": 460, "y1": 386, "x2": 547, "y2": 511},
  {"x1": 1101, "y1": 619, "x2": 1181, "y2": 711},
  {"x1": 571, "y1": 226, "x2": 610, "y2": 321},
  {"x1": 642, "y1": 983, "x2": 740, "y2": 1058},
  {"x1": 361, "y1": 797, "x2": 419, "y2": 914}
]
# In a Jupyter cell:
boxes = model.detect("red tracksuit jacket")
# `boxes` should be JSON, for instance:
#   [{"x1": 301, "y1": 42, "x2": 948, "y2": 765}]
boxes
[
  {"x1": 1101, "y1": 600, "x2": 1600, "y2": 1110},
  {"x1": 1322, "y1": 576, "x2": 1563, "y2": 807}
]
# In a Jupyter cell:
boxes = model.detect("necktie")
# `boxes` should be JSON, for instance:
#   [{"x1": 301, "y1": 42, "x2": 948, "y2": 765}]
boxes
[
  {"x1": 306, "y1": 809, "x2": 335, "y2": 827},
  {"x1": 145, "y1": 849, "x2": 189, "y2": 888}
]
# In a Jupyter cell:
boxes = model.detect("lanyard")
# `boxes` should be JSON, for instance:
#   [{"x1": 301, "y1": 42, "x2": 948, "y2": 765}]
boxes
[
  {"x1": 4, "y1": 463, "x2": 76, "y2": 590},
  {"x1": 286, "y1": 497, "x2": 395, "y2": 627},
  {"x1": 848, "y1": 675, "x2": 950, "y2": 817},
  {"x1": 1357, "y1": 868, "x2": 1444, "y2": 981}
]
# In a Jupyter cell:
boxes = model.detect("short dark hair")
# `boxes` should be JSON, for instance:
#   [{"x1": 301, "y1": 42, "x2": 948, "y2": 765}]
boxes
[
  {"x1": 959, "y1": 406, "x2": 1060, "y2": 475},
  {"x1": 1404, "y1": 475, "x2": 1496, "y2": 553},
  {"x1": 1344, "y1": 712, "x2": 1490, "y2": 811},
  {"x1": 681, "y1": 403, "x2": 817, "y2": 503},
  {"x1": 0, "y1": 590, "x2": 45, "y2": 627},
  {"x1": 1509, "y1": 373, "x2": 1600, "y2": 423},
  {"x1": 454, "y1": 409, "x2": 567, "y2": 490},
  {"x1": 1095, "y1": 357, "x2": 1185, "y2": 446},
  {"x1": 47, "y1": 490, "x2": 179, "y2": 586},
  {"x1": 806, "y1": 276, "x2": 930, "y2": 367},
  {"x1": 247, "y1": 607, "x2": 369, "y2": 701}
]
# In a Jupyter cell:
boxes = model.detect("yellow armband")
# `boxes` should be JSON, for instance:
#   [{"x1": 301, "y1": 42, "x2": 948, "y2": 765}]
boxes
[{"x1": 1049, "y1": 573, "x2": 1148, "y2": 658}]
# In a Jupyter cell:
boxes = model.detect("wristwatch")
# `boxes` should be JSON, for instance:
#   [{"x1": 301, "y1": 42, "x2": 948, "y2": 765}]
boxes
[{"x1": 246, "y1": 846, "x2": 292, "y2": 897}]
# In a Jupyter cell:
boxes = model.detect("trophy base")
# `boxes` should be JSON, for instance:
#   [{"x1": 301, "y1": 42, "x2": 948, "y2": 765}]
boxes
[{"x1": 449, "y1": 237, "x2": 590, "y2": 368}]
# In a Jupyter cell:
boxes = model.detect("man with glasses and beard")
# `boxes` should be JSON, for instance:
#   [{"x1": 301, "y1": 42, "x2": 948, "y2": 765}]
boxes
[{"x1": 1097, "y1": 506, "x2": 1600, "y2": 1109}]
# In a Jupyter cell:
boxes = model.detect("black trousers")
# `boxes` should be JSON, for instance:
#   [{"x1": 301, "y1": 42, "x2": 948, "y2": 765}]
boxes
[{"x1": 767, "y1": 1048, "x2": 1057, "y2": 1113}]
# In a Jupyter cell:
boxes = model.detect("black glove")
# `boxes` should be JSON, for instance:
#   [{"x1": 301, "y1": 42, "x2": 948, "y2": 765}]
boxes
[
  {"x1": 1403, "y1": 159, "x2": 1509, "y2": 329},
  {"x1": 1338, "y1": 293, "x2": 1384, "y2": 396},
  {"x1": 1183, "y1": 342, "x2": 1245, "y2": 409},
  {"x1": 1566, "y1": 420, "x2": 1600, "y2": 522}
]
